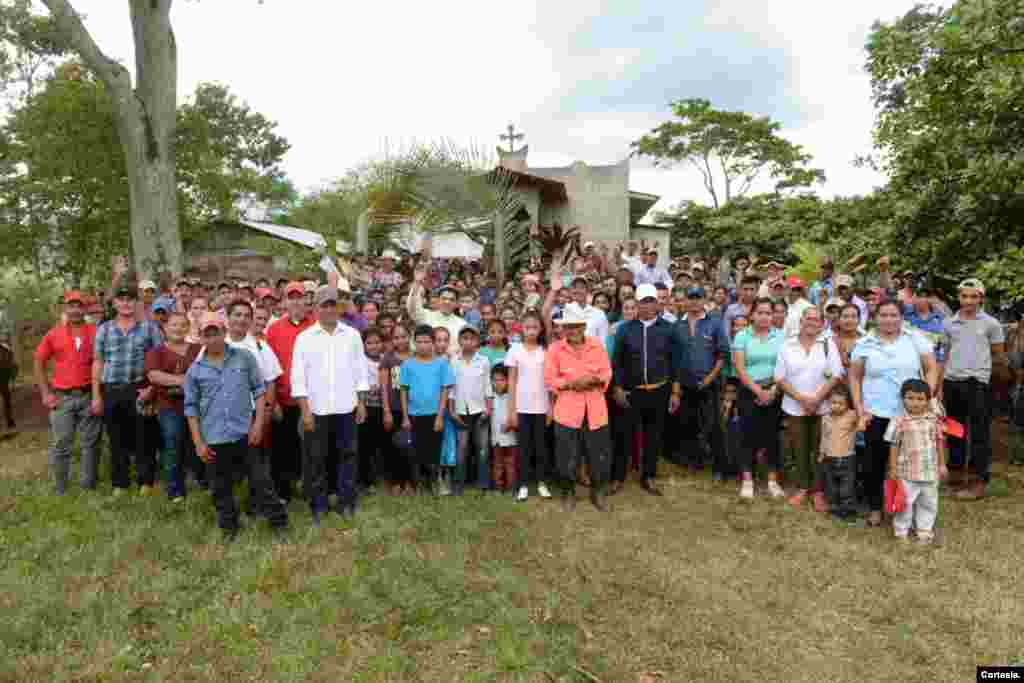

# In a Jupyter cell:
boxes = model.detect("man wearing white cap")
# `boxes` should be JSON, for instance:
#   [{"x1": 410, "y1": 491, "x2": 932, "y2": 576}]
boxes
[
  {"x1": 544, "y1": 303, "x2": 613, "y2": 512},
  {"x1": 371, "y1": 249, "x2": 404, "y2": 290},
  {"x1": 942, "y1": 278, "x2": 1006, "y2": 500}
]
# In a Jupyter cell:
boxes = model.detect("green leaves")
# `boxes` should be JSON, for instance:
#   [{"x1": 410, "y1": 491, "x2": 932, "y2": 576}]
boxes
[{"x1": 632, "y1": 98, "x2": 825, "y2": 208}]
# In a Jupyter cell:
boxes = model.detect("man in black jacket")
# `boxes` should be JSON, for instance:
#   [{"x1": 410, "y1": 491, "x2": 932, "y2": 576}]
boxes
[{"x1": 610, "y1": 284, "x2": 682, "y2": 495}]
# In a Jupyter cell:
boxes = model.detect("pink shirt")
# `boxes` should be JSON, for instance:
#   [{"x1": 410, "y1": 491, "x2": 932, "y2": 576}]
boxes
[
  {"x1": 504, "y1": 343, "x2": 549, "y2": 414},
  {"x1": 544, "y1": 338, "x2": 611, "y2": 430}
]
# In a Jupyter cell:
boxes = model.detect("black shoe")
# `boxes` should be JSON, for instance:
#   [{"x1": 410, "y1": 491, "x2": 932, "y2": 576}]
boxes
[
  {"x1": 222, "y1": 528, "x2": 239, "y2": 544},
  {"x1": 641, "y1": 479, "x2": 663, "y2": 496},
  {"x1": 270, "y1": 526, "x2": 289, "y2": 542}
]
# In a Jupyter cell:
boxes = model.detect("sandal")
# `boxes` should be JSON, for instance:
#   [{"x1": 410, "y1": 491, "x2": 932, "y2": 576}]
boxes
[{"x1": 866, "y1": 511, "x2": 882, "y2": 527}]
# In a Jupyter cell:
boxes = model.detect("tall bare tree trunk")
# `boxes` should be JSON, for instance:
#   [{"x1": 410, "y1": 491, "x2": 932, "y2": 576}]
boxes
[
  {"x1": 43, "y1": 0, "x2": 182, "y2": 279},
  {"x1": 493, "y1": 213, "x2": 506, "y2": 287}
]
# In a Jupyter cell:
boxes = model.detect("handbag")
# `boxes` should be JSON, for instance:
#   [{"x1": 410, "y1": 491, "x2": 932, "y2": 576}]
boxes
[{"x1": 884, "y1": 479, "x2": 906, "y2": 514}]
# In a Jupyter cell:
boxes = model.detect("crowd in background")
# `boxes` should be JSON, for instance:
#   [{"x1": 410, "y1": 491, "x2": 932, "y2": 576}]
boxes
[{"x1": 29, "y1": 241, "x2": 1012, "y2": 544}]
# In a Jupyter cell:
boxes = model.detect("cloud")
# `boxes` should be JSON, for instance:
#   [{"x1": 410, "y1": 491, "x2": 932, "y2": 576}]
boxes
[{"x1": 63, "y1": 0, "x2": 917, "y2": 207}]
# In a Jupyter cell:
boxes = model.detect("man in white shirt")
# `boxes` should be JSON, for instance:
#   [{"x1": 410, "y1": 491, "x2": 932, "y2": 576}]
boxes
[
  {"x1": 783, "y1": 277, "x2": 814, "y2": 339},
  {"x1": 633, "y1": 248, "x2": 673, "y2": 289},
  {"x1": 620, "y1": 241, "x2": 644, "y2": 275},
  {"x1": 292, "y1": 285, "x2": 369, "y2": 525},
  {"x1": 407, "y1": 268, "x2": 466, "y2": 356},
  {"x1": 542, "y1": 276, "x2": 609, "y2": 340}
]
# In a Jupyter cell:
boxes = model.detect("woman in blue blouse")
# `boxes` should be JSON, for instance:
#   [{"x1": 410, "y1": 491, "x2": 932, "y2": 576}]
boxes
[
  {"x1": 849, "y1": 300, "x2": 938, "y2": 526},
  {"x1": 732, "y1": 298, "x2": 786, "y2": 500}
]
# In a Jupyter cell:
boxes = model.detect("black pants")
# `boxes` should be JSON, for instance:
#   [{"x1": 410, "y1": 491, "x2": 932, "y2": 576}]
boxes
[
  {"x1": 553, "y1": 417, "x2": 611, "y2": 495},
  {"x1": 0, "y1": 368, "x2": 13, "y2": 427},
  {"x1": 609, "y1": 394, "x2": 633, "y2": 483},
  {"x1": 210, "y1": 439, "x2": 287, "y2": 532},
  {"x1": 273, "y1": 405, "x2": 304, "y2": 501},
  {"x1": 622, "y1": 384, "x2": 670, "y2": 480},
  {"x1": 825, "y1": 455, "x2": 857, "y2": 519},
  {"x1": 306, "y1": 413, "x2": 357, "y2": 514},
  {"x1": 388, "y1": 409, "x2": 412, "y2": 484},
  {"x1": 411, "y1": 414, "x2": 442, "y2": 490},
  {"x1": 862, "y1": 416, "x2": 891, "y2": 512},
  {"x1": 516, "y1": 413, "x2": 550, "y2": 486},
  {"x1": 679, "y1": 382, "x2": 720, "y2": 469},
  {"x1": 737, "y1": 385, "x2": 781, "y2": 473},
  {"x1": 358, "y1": 407, "x2": 386, "y2": 488},
  {"x1": 103, "y1": 382, "x2": 155, "y2": 489},
  {"x1": 944, "y1": 378, "x2": 993, "y2": 483}
]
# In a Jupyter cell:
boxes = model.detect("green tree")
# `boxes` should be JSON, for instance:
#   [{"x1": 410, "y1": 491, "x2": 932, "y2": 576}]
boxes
[
  {"x1": 865, "y1": 0, "x2": 1024, "y2": 287},
  {"x1": 632, "y1": 98, "x2": 825, "y2": 208}
]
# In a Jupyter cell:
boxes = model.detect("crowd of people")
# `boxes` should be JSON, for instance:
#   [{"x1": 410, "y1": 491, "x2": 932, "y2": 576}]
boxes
[{"x1": 30, "y1": 243, "x2": 1009, "y2": 544}]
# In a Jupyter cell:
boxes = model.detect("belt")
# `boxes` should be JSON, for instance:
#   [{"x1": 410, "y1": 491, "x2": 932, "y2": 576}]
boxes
[
  {"x1": 103, "y1": 381, "x2": 139, "y2": 390},
  {"x1": 56, "y1": 385, "x2": 91, "y2": 393},
  {"x1": 634, "y1": 381, "x2": 667, "y2": 391}
]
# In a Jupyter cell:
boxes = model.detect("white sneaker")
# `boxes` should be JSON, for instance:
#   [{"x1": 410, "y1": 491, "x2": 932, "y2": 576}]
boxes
[
  {"x1": 767, "y1": 481, "x2": 785, "y2": 498},
  {"x1": 537, "y1": 482, "x2": 552, "y2": 499},
  {"x1": 739, "y1": 481, "x2": 754, "y2": 499},
  {"x1": 515, "y1": 486, "x2": 529, "y2": 502},
  {"x1": 439, "y1": 475, "x2": 452, "y2": 496}
]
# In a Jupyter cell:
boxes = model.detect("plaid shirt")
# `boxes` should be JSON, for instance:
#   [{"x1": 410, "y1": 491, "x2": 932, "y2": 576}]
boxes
[
  {"x1": 95, "y1": 319, "x2": 163, "y2": 384},
  {"x1": 885, "y1": 412, "x2": 944, "y2": 482}
]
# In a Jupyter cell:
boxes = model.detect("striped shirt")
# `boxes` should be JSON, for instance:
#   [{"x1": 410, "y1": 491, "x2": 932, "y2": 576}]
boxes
[{"x1": 885, "y1": 412, "x2": 943, "y2": 482}]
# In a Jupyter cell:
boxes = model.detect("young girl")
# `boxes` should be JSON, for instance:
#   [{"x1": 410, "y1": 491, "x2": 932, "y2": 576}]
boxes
[
  {"x1": 500, "y1": 306, "x2": 523, "y2": 344},
  {"x1": 381, "y1": 324, "x2": 414, "y2": 494},
  {"x1": 480, "y1": 319, "x2": 509, "y2": 367},
  {"x1": 490, "y1": 364, "x2": 518, "y2": 493},
  {"x1": 719, "y1": 379, "x2": 742, "y2": 483},
  {"x1": 819, "y1": 386, "x2": 859, "y2": 519},
  {"x1": 435, "y1": 326, "x2": 459, "y2": 495},
  {"x1": 359, "y1": 327, "x2": 386, "y2": 492},
  {"x1": 886, "y1": 379, "x2": 947, "y2": 544},
  {"x1": 400, "y1": 325, "x2": 455, "y2": 494},
  {"x1": 504, "y1": 311, "x2": 552, "y2": 502}
]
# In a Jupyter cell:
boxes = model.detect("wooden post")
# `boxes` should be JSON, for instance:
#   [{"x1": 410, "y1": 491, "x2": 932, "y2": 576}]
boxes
[
  {"x1": 493, "y1": 213, "x2": 506, "y2": 287},
  {"x1": 357, "y1": 210, "x2": 370, "y2": 256}
]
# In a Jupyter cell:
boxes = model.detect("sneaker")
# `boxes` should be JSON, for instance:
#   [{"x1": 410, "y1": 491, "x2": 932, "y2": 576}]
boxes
[
  {"x1": 739, "y1": 480, "x2": 754, "y2": 499},
  {"x1": 787, "y1": 490, "x2": 807, "y2": 507},
  {"x1": 112, "y1": 487, "x2": 127, "y2": 498},
  {"x1": 439, "y1": 476, "x2": 452, "y2": 496},
  {"x1": 915, "y1": 534, "x2": 933, "y2": 546},
  {"x1": 170, "y1": 496, "x2": 185, "y2": 504},
  {"x1": 537, "y1": 482, "x2": 552, "y2": 499},
  {"x1": 767, "y1": 481, "x2": 785, "y2": 498},
  {"x1": 515, "y1": 486, "x2": 528, "y2": 502},
  {"x1": 895, "y1": 533, "x2": 910, "y2": 544}
]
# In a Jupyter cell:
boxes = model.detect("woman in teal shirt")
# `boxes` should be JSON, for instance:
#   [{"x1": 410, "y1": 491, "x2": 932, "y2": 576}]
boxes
[{"x1": 732, "y1": 298, "x2": 786, "y2": 500}]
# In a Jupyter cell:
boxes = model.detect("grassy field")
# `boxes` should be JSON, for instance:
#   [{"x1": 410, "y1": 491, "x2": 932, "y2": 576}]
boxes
[{"x1": 2, "y1": 428, "x2": 1023, "y2": 683}]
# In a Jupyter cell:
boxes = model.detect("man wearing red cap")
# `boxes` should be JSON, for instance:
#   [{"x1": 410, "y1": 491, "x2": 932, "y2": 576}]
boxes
[
  {"x1": 783, "y1": 276, "x2": 813, "y2": 339},
  {"x1": 265, "y1": 281, "x2": 314, "y2": 502},
  {"x1": 33, "y1": 291, "x2": 102, "y2": 494}
]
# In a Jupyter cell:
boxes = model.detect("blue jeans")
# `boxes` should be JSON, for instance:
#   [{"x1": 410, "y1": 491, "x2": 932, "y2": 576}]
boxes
[{"x1": 158, "y1": 409, "x2": 187, "y2": 498}]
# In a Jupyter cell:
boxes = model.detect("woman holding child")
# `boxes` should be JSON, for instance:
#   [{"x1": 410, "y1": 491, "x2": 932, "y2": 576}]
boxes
[{"x1": 849, "y1": 300, "x2": 938, "y2": 526}]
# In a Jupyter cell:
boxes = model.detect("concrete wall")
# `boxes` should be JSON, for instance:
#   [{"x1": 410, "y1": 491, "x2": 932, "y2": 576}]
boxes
[{"x1": 532, "y1": 160, "x2": 631, "y2": 246}]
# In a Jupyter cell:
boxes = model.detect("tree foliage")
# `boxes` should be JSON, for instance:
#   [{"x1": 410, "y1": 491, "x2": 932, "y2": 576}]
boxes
[{"x1": 632, "y1": 98, "x2": 826, "y2": 208}]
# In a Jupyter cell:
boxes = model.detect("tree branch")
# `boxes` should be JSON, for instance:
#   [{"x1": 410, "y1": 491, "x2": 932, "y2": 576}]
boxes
[
  {"x1": 701, "y1": 153, "x2": 719, "y2": 208},
  {"x1": 40, "y1": 0, "x2": 131, "y2": 94}
]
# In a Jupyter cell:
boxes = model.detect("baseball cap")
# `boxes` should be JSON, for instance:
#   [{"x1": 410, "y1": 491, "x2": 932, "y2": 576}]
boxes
[
  {"x1": 958, "y1": 278, "x2": 985, "y2": 295},
  {"x1": 835, "y1": 274, "x2": 854, "y2": 288},
  {"x1": 236, "y1": 280, "x2": 252, "y2": 290},
  {"x1": 138, "y1": 280, "x2": 157, "y2": 292},
  {"x1": 174, "y1": 277, "x2": 191, "y2": 287},
  {"x1": 636, "y1": 284, "x2": 658, "y2": 301},
  {"x1": 459, "y1": 324, "x2": 480, "y2": 337},
  {"x1": 151, "y1": 298, "x2": 174, "y2": 314},
  {"x1": 786, "y1": 276, "x2": 806, "y2": 289},
  {"x1": 254, "y1": 287, "x2": 275, "y2": 300},
  {"x1": 583, "y1": 241, "x2": 595, "y2": 250},
  {"x1": 113, "y1": 286, "x2": 137, "y2": 300},
  {"x1": 199, "y1": 312, "x2": 226, "y2": 332},
  {"x1": 284, "y1": 281, "x2": 306, "y2": 298},
  {"x1": 686, "y1": 287, "x2": 706, "y2": 299},
  {"x1": 315, "y1": 286, "x2": 339, "y2": 306},
  {"x1": 63, "y1": 290, "x2": 85, "y2": 304},
  {"x1": 303, "y1": 280, "x2": 318, "y2": 293},
  {"x1": 645, "y1": 247, "x2": 659, "y2": 255},
  {"x1": 825, "y1": 297, "x2": 846, "y2": 310}
]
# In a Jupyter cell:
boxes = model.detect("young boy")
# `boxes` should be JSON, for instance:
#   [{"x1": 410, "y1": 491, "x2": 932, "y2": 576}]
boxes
[
  {"x1": 719, "y1": 379, "x2": 742, "y2": 483},
  {"x1": 400, "y1": 325, "x2": 455, "y2": 493},
  {"x1": 451, "y1": 326, "x2": 492, "y2": 495},
  {"x1": 885, "y1": 379, "x2": 948, "y2": 544},
  {"x1": 490, "y1": 364, "x2": 518, "y2": 492},
  {"x1": 819, "y1": 386, "x2": 859, "y2": 519}
]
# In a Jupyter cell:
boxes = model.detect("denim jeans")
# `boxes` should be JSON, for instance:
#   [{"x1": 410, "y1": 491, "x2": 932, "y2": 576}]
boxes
[
  {"x1": 209, "y1": 439, "x2": 288, "y2": 532},
  {"x1": 454, "y1": 412, "x2": 490, "y2": 492},
  {"x1": 102, "y1": 382, "x2": 155, "y2": 489},
  {"x1": 48, "y1": 389, "x2": 102, "y2": 493},
  {"x1": 157, "y1": 409, "x2": 187, "y2": 498},
  {"x1": 305, "y1": 412, "x2": 357, "y2": 514}
]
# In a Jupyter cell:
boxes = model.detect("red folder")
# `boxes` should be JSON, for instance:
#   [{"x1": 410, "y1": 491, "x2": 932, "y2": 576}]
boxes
[{"x1": 943, "y1": 417, "x2": 965, "y2": 439}]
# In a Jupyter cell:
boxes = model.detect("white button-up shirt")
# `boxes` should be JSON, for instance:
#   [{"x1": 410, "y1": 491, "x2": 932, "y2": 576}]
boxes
[
  {"x1": 773, "y1": 335, "x2": 845, "y2": 416},
  {"x1": 583, "y1": 305, "x2": 609, "y2": 340},
  {"x1": 226, "y1": 334, "x2": 282, "y2": 385},
  {"x1": 291, "y1": 321, "x2": 369, "y2": 416},
  {"x1": 450, "y1": 351, "x2": 493, "y2": 416}
]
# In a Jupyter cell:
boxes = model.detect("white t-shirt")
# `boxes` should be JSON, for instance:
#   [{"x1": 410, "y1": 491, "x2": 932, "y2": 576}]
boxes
[
  {"x1": 504, "y1": 342, "x2": 550, "y2": 414},
  {"x1": 773, "y1": 336, "x2": 845, "y2": 416}
]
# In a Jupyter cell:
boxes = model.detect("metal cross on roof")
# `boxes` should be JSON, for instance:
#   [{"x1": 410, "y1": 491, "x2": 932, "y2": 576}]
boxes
[{"x1": 500, "y1": 123, "x2": 524, "y2": 152}]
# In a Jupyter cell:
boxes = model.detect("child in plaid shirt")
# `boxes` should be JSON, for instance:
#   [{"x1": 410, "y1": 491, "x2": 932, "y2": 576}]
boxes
[{"x1": 885, "y1": 379, "x2": 948, "y2": 544}]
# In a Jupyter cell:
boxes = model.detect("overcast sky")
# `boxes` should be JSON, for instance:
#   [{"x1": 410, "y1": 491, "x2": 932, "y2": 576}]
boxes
[{"x1": 66, "y1": 0, "x2": 918, "y2": 211}]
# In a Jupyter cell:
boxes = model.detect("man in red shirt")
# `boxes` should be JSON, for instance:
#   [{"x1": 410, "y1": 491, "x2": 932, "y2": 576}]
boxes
[
  {"x1": 33, "y1": 291, "x2": 102, "y2": 494},
  {"x1": 265, "y1": 281, "x2": 314, "y2": 502}
]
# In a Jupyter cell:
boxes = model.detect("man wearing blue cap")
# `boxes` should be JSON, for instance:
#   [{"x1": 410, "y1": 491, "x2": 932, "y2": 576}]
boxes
[{"x1": 674, "y1": 286, "x2": 728, "y2": 477}]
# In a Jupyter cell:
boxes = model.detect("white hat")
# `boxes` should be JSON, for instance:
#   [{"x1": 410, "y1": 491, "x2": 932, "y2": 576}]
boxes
[
  {"x1": 825, "y1": 297, "x2": 846, "y2": 310},
  {"x1": 336, "y1": 275, "x2": 351, "y2": 294},
  {"x1": 556, "y1": 302, "x2": 589, "y2": 326},
  {"x1": 138, "y1": 280, "x2": 157, "y2": 291},
  {"x1": 582, "y1": 241, "x2": 595, "y2": 250},
  {"x1": 303, "y1": 280, "x2": 318, "y2": 293},
  {"x1": 636, "y1": 284, "x2": 658, "y2": 301},
  {"x1": 381, "y1": 249, "x2": 398, "y2": 260}
]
